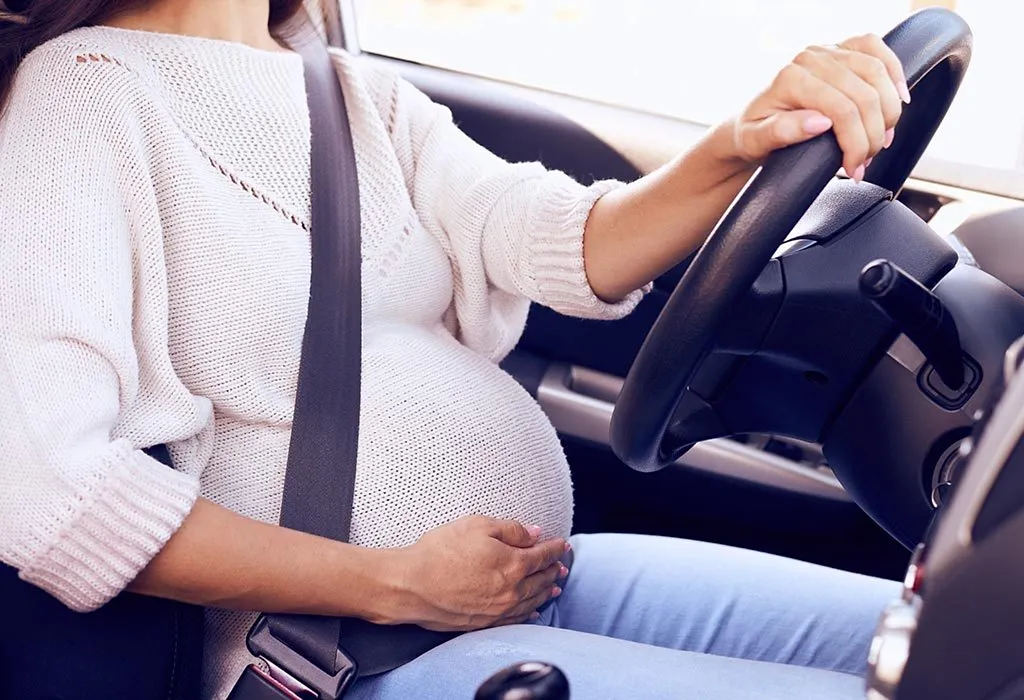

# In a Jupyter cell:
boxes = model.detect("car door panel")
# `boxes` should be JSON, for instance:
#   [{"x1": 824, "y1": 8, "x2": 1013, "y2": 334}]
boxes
[{"x1": 399, "y1": 62, "x2": 643, "y2": 184}]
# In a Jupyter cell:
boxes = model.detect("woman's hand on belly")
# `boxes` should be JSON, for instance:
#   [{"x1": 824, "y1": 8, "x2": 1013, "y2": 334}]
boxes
[
  {"x1": 131, "y1": 501, "x2": 567, "y2": 630},
  {"x1": 382, "y1": 516, "x2": 569, "y2": 632}
]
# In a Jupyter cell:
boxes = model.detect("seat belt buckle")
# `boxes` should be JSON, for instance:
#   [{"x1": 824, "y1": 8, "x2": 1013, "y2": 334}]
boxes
[{"x1": 231, "y1": 615, "x2": 357, "y2": 700}]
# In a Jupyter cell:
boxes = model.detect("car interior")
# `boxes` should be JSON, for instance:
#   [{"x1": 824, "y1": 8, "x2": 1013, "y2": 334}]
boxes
[
  {"x1": 342, "y1": 1, "x2": 1024, "y2": 698},
  {"x1": 397, "y1": 23, "x2": 918, "y2": 583},
  {"x1": 354, "y1": 8, "x2": 998, "y2": 570},
  {"x1": 6, "y1": 0, "x2": 1024, "y2": 698}
]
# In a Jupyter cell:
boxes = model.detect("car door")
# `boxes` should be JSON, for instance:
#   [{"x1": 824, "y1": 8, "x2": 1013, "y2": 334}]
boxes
[{"x1": 332, "y1": 0, "x2": 1024, "y2": 581}]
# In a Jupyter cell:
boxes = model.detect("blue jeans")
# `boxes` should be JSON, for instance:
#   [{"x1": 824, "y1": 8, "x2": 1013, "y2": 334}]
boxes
[{"x1": 349, "y1": 533, "x2": 900, "y2": 700}]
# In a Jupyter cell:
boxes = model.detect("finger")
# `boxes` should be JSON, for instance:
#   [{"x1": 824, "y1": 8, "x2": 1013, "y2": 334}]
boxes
[
  {"x1": 486, "y1": 519, "x2": 541, "y2": 548},
  {"x1": 841, "y1": 33, "x2": 911, "y2": 103},
  {"x1": 517, "y1": 562, "x2": 562, "y2": 601},
  {"x1": 774, "y1": 63, "x2": 871, "y2": 177},
  {"x1": 494, "y1": 585, "x2": 562, "y2": 627},
  {"x1": 742, "y1": 109, "x2": 832, "y2": 156},
  {"x1": 517, "y1": 538, "x2": 567, "y2": 576},
  {"x1": 830, "y1": 47, "x2": 903, "y2": 131},
  {"x1": 795, "y1": 49, "x2": 886, "y2": 160}
]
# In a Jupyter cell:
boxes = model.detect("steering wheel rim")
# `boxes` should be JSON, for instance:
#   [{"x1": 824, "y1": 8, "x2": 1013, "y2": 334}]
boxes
[{"x1": 610, "y1": 7, "x2": 973, "y2": 473}]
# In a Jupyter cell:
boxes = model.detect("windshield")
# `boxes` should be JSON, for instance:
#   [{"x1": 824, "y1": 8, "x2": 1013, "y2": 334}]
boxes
[{"x1": 355, "y1": 0, "x2": 1021, "y2": 195}]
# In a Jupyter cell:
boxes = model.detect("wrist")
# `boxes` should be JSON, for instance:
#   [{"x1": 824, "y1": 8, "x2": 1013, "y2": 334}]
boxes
[
  {"x1": 313, "y1": 542, "x2": 408, "y2": 624},
  {"x1": 350, "y1": 545, "x2": 418, "y2": 626},
  {"x1": 703, "y1": 119, "x2": 759, "y2": 175}
]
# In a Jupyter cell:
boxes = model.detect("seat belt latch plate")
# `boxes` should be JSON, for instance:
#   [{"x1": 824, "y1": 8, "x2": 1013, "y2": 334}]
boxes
[{"x1": 243, "y1": 615, "x2": 357, "y2": 700}]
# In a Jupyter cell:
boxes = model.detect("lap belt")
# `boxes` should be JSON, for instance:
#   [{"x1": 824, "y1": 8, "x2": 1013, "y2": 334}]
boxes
[{"x1": 226, "y1": 19, "x2": 455, "y2": 700}]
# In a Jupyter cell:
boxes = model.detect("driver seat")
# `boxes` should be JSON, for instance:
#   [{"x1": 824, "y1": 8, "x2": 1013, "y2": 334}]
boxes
[{"x1": 0, "y1": 560, "x2": 203, "y2": 698}]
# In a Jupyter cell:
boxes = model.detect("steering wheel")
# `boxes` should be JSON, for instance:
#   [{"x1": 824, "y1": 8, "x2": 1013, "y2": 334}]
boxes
[{"x1": 610, "y1": 8, "x2": 974, "y2": 473}]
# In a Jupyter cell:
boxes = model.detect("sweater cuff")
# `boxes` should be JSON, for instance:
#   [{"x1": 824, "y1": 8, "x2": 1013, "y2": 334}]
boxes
[
  {"x1": 17, "y1": 443, "x2": 200, "y2": 612},
  {"x1": 527, "y1": 174, "x2": 651, "y2": 320}
]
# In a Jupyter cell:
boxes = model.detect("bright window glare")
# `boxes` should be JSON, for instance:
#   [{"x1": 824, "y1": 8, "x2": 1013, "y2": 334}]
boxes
[{"x1": 355, "y1": 0, "x2": 1022, "y2": 174}]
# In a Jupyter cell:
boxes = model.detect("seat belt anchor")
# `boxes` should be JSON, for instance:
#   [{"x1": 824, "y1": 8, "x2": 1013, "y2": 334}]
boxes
[{"x1": 239, "y1": 615, "x2": 358, "y2": 700}]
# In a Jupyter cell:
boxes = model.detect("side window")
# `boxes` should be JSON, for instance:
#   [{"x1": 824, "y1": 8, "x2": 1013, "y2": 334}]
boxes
[{"x1": 353, "y1": 1, "x2": 1022, "y2": 176}]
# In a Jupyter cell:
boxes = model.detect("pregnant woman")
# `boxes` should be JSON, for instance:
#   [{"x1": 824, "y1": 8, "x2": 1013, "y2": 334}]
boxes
[{"x1": 0, "y1": 0, "x2": 907, "y2": 697}]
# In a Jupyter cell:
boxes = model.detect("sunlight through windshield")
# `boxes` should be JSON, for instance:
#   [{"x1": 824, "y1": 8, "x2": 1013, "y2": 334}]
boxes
[{"x1": 356, "y1": 0, "x2": 1021, "y2": 176}]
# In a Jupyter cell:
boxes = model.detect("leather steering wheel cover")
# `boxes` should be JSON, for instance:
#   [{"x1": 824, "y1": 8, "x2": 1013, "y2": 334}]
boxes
[
  {"x1": 865, "y1": 10, "x2": 974, "y2": 194},
  {"x1": 610, "y1": 8, "x2": 973, "y2": 473}
]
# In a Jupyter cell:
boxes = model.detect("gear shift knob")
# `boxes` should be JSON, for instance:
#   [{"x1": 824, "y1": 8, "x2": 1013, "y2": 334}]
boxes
[{"x1": 475, "y1": 662, "x2": 570, "y2": 700}]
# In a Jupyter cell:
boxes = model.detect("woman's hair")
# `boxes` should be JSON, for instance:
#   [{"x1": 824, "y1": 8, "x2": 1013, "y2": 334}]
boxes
[{"x1": 0, "y1": 0, "x2": 316, "y2": 110}]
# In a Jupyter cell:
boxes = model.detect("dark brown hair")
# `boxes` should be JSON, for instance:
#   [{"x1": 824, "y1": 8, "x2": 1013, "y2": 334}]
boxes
[{"x1": 0, "y1": 0, "x2": 316, "y2": 109}]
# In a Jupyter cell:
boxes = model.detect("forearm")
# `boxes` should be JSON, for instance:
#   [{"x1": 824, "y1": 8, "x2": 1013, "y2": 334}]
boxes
[
  {"x1": 129, "y1": 498, "x2": 404, "y2": 624},
  {"x1": 582, "y1": 121, "x2": 755, "y2": 301}
]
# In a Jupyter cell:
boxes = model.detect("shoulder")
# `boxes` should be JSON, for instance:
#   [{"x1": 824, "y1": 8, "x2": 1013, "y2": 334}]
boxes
[
  {"x1": 14, "y1": 28, "x2": 146, "y2": 110},
  {"x1": 329, "y1": 47, "x2": 397, "y2": 106},
  {"x1": 0, "y1": 30, "x2": 160, "y2": 228},
  {"x1": 329, "y1": 48, "x2": 443, "y2": 135},
  {"x1": 4, "y1": 28, "x2": 153, "y2": 153}
]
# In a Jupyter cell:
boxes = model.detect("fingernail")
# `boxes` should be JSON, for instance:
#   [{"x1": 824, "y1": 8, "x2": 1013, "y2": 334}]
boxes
[
  {"x1": 558, "y1": 564, "x2": 569, "y2": 578},
  {"x1": 564, "y1": 541, "x2": 572, "y2": 553},
  {"x1": 802, "y1": 113, "x2": 833, "y2": 135},
  {"x1": 552, "y1": 586, "x2": 563, "y2": 598},
  {"x1": 898, "y1": 81, "x2": 912, "y2": 104},
  {"x1": 529, "y1": 612, "x2": 541, "y2": 621},
  {"x1": 853, "y1": 164, "x2": 866, "y2": 183},
  {"x1": 525, "y1": 525, "x2": 542, "y2": 538},
  {"x1": 864, "y1": 157, "x2": 874, "y2": 168},
  {"x1": 884, "y1": 128, "x2": 895, "y2": 149}
]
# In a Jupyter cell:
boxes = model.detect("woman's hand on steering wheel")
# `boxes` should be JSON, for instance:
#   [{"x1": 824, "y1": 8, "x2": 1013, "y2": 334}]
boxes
[
  {"x1": 386, "y1": 516, "x2": 570, "y2": 632},
  {"x1": 582, "y1": 33, "x2": 914, "y2": 304},
  {"x1": 730, "y1": 34, "x2": 911, "y2": 181},
  {"x1": 610, "y1": 8, "x2": 973, "y2": 474}
]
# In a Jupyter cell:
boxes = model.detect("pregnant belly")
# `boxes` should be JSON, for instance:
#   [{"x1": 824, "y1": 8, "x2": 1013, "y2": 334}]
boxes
[{"x1": 350, "y1": 323, "x2": 573, "y2": 549}]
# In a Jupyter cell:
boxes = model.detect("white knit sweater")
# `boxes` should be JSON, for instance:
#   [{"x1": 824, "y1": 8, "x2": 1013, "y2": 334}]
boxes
[{"x1": 0, "y1": 25, "x2": 645, "y2": 697}]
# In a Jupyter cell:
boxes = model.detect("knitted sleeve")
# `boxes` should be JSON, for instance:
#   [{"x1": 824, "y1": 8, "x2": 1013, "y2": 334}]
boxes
[
  {"x1": 0, "y1": 48, "x2": 200, "y2": 612},
  {"x1": 353, "y1": 57, "x2": 648, "y2": 361}
]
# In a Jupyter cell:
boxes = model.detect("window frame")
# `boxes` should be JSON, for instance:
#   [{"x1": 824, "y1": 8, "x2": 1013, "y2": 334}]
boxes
[{"x1": 334, "y1": 0, "x2": 360, "y2": 52}]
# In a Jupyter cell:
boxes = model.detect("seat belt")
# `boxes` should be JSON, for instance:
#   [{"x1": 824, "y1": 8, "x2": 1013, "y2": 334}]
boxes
[{"x1": 227, "y1": 22, "x2": 454, "y2": 700}]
